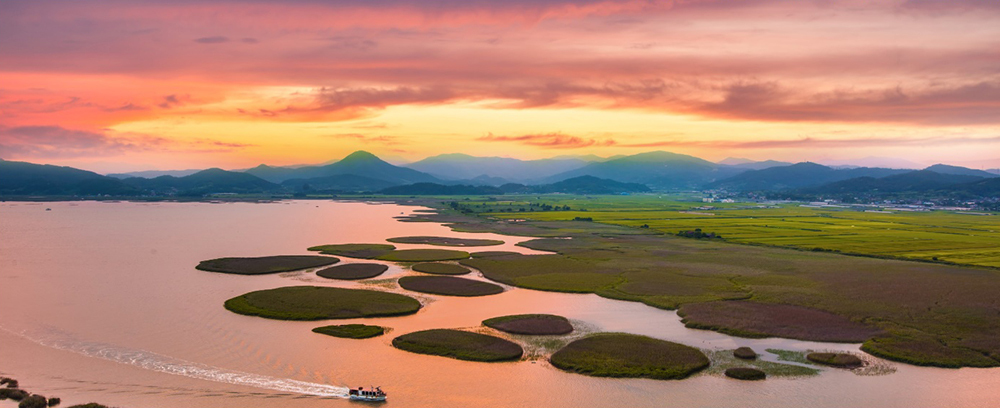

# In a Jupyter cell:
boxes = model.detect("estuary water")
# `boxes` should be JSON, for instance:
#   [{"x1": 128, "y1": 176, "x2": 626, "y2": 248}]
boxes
[{"x1": 0, "y1": 200, "x2": 997, "y2": 408}]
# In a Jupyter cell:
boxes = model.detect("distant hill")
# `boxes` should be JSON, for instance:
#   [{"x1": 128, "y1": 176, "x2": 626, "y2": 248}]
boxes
[
  {"x1": 379, "y1": 176, "x2": 649, "y2": 195},
  {"x1": 923, "y1": 164, "x2": 998, "y2": 178},
  {"x1": 281, "y1": 174, "x2": 399, "y2": 192},
  {"x1": 107, "y1": 169, "x2": 203, "y2": 179},
  {"x1": 122, "y1": 168, "x2": 280, "y2": 196},
  {"x1": 547, "y1": 151, "x2": 744, "y2": 189},
  {"x1": 801, "y1": 170, "x2": 986, "y2": 194},
  {"x1": 246, "y1": 151, "x2": 439, "y2": 185},
  {"x1": 821, "y1": 156, "x2": 923, "y2": 169},
  {"x1": 379, "y1": 183, "x2": 503, "y2": 195},
  {"x1": 501, "y1": 176, "x2": 650, "y2": 194},
  {"x1": 717, "y1": 158, "x2": 791, "y2": 170},
  {"x1": 709, "y1": 162, "x2": 909, "y2": 191},
  {"x1": 959, "y1": 177, "x2": 1000, "y2": 197},
  {"x1": 404, "y1": 153, "x2": 590, "y2": 182},
  {"x1": 0, "y1": 160, "x2": 139, "y2": 196},
  {"x1": 726, "y1": 160, "x2": 792, "y2": 170},
  {"x1": 718, "y1": 157, "x2": 754, "y2": 166}
]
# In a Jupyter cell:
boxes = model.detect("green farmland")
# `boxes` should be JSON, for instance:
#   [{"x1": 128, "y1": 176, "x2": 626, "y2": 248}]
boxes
[{"x1": 452, "y1": 195, "x2": 1000, "y2": 268}]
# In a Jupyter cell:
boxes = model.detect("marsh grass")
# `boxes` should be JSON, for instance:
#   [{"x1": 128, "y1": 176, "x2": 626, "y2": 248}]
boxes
[
  {"x1": 387, "y1": 236, "x2": 504, "y2": 247},
  {"x1": 312, "y1": 324, "x2": 385, "y2": 339},
  {"x1": 308, "y1": 244, "x2": 395, "y2": 259},
  {"x1": 807, "y1": 352, "x2": 863, "y2": 367},
  {"x1": 316, "y1": 263, "x2": 388, "y2": 280},
  {"x1": 377, "y1": 249, "x2": 471, "y2": 262},
  {"x1": 392, "y1": 329, "x2": 523, "y2": 362},
  {"x1": 549, "y1": 333, "x2": 709, "y2": 380},
  {"x1": 765, "y1": 348, "x2": 896, "y2": 376},
  {"x1": 196, "y1": 255, "x2": 339, "y2": 275},
  {"x1": 398, "y1": 276, "x2": 503, "y2": 296},
  {"x1": 483, "y1": 314, "x2": 573, "y2": 335},
  {"x1": 704, "y1": 349, "x2": 818, "y2": 378},
  {"x1": 224, "y1": 286, "x2": 421, "y2": 320},
  {"x1": 411, "y1": 262, "x2": 471, "y2": 275},
  {"x1": 724, "y1": 367, "x2": 766, "y2": 380}
]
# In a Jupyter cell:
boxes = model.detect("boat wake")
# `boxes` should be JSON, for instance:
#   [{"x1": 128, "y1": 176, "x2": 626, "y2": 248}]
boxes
[{"x1": 1, "y1": 326, "x2": 349, "y2": 398}]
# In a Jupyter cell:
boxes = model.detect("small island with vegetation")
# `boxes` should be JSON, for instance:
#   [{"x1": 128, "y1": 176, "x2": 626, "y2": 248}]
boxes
[
  {"x1": 411, "y1": 262, "x2": 471, "y2": 275},
  {"x1": 376, "y1": 249, "x2": 471, "y2": 262},
  {"x1": 549, "y1": 333, "x2": 710, "y2": 380},
  {"x1": 483, "y1": 314, "x2": 574, "y2": 335},
  {"x1": 196, "y1": 255, "x2": 339, "y2": 275},
  {"x1": 392, "y1": 329, "x2": 524, "y2": 362},
  {"x1": 224, "y1": 286, "x2": 421, "y2": 320},
  {"x1": 312, "y1": 324, "x2": 386, "y2": 339},
  {"x1": 307, "y1": 243, "x2": 396, "y2": 259},
  {"x1": 398, "y1": 276, "x2": 503, "y2": 296},
  {"x1": 807, "y1": 352, "x2": 864, "y2": 368},
  {"x1": 387, "y1": 236, "x2": 504, "y2": 247},
  {"x1": 316, "y1": 263, "x2": 388, "y2": 280}
]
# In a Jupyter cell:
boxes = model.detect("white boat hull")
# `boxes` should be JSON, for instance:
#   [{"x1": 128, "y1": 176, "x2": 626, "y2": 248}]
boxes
[{"x1": 349, "y1": 395, "x2": 387, "y2": 402}]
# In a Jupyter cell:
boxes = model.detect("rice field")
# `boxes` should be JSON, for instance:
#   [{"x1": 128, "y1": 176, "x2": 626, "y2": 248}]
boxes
[{"x1": 475, "y1": 196, "x2": 1000, "y2": 268}]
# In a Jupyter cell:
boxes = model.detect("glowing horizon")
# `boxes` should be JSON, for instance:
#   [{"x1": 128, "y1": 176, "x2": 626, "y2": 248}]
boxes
[{"x1": 2, "y1": 0, "x2": 999, "y2": 173}]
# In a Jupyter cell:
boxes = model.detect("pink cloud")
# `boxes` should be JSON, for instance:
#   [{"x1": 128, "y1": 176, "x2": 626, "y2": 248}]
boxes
[{"x1": 477, "y1": 132, "x2": 617, "y2": 149}]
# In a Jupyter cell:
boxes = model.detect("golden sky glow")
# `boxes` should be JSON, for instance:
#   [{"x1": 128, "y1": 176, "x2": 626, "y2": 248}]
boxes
[{"x1": 2, "y1": 0, "x2": 999, "y2": 172}]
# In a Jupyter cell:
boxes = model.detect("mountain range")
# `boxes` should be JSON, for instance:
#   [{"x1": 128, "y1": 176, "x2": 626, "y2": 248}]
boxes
[{"x1": 1, "y1": 151, "x2": 998, "y2": 199}]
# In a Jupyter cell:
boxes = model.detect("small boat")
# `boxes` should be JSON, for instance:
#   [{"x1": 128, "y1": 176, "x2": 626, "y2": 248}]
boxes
[{"x1": 349, "y1": 386, "x2": 387, "y2": 402}]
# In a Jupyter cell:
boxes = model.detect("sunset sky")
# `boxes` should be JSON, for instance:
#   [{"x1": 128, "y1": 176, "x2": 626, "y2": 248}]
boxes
[{"x1": 2, "y1": 0, "x2": 999, "y2": 173}]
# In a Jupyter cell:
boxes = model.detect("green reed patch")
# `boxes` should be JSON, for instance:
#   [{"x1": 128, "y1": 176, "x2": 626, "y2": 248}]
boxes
[
  {"x1": 312, "y1": 324, "x2": 385, "y2": 339},
  {"x1": 196, "y1": 255, "x2": 339, "y2": 275},
  {"x1": 392, "y1": 329, "x2": 523, "y2": 362},
  {"x1": 549, "y1": 333, "x2": 709, "y2": 380},
  {"x1": 225, "y1": 286, "x2": 420, "y2": 320}
]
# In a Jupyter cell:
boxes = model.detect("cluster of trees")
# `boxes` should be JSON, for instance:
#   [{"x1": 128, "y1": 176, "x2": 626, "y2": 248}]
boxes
[{"x1": 676, "y1": 229, "x2": 722, "y2": 239}]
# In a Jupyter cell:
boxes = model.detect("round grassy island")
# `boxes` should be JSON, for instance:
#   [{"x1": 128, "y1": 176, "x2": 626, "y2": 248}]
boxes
[
  {"x1": 550, "y1": 333, "x2": 710, "y2": 380},
  {"x1": 316, "y1": 263, "x2": 389, "y2": 280},
  {"x1": 387, "y1": 236, "x2": 504, "y2": 247},
  {"x1": 483, "y1": 314, "x2": 574, "y2": 335},
  {"x1": 392, "y1": 329, "x2": 523, "y2": 362},
  {"x1": 376, "y1": 249, "x2": 470, "y2": 262},
  {"x1": 734, "y1": 347, "x2": 757, "y2": 360},
  {"x1": 470, "y1": 251, "x2": 521, "y2": 258},
  {"x1": 806, "y1": 352, "x2": 864, "y2": 368},
  {"x1": 312, "y1": 324, "x2": 385, "y2": 339},
  {"x1": 308, "y1": 243, "x2": 396, "y2": 259},
  {"x1": 412, "y1": 262, "x2": 471, "y2": 275},
  {"x1": 196, "y1": 255, "x2": 339, "y2": 275},
  {"x1": 725, "y1": 367, "x2": 766, "y2": 380},
  {"x1": 224, "y1": 286, "x2": 421, "y2": 320},
  {"x1": 398, "y1": 276, "x2": 503, "y2": 297}
]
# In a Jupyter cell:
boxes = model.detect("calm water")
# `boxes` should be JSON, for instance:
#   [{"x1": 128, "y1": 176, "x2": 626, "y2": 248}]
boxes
[{"x1": 1, "y1": 201, "x2": 997, "y2": 408}]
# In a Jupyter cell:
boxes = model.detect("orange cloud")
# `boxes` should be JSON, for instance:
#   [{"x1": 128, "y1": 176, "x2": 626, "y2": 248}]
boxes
[{"x1": 477, "y1": 132, "x2": 617, "y2": 149}]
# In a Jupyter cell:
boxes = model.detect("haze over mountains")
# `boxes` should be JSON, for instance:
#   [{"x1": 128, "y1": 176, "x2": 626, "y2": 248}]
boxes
[{"x1": 1, "y1": 150, "x2": 998, "y2": 199}]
